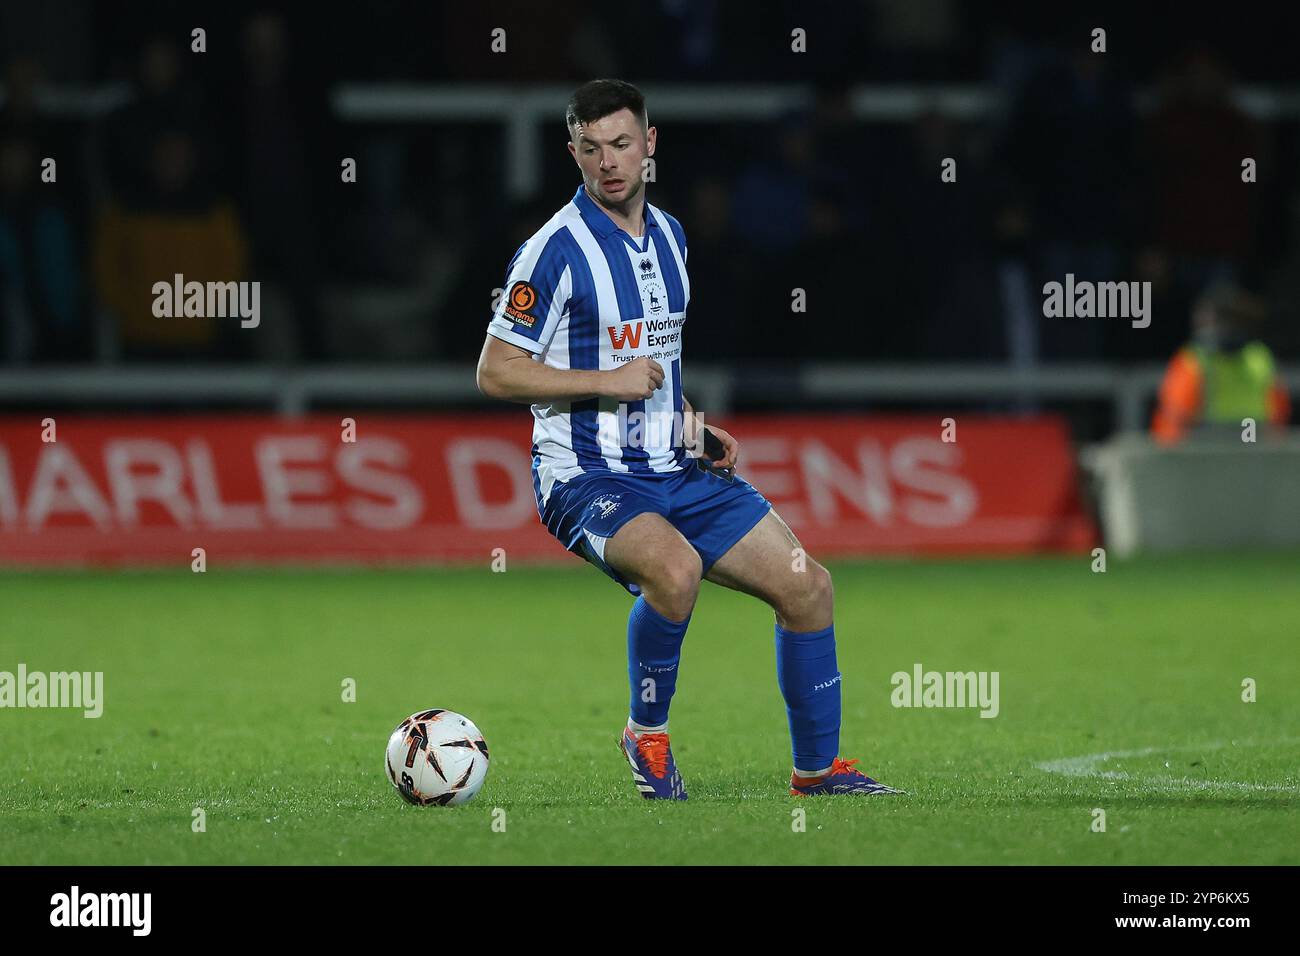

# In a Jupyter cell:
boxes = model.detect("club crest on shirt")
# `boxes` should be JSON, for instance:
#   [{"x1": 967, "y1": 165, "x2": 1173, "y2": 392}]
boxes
[
  {"x1": 504, "y1": 281, "x2": 538, "y2": 327},
  {"x1": 642, "y1": 281, "x2": 665, "y2": 315}
]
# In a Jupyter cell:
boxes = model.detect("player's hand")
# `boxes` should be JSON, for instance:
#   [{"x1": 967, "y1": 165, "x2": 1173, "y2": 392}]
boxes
[
  {"x1": 604, "y1": 357, "x2": 665, "y2": 401},
  {"x1": 704, "y1": 425, "x2": 739, "y2": 470}
]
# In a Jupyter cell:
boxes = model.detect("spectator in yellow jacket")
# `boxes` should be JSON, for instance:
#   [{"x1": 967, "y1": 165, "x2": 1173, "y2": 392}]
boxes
[{"x1": 1152, "y1": 282, "x2": 1290, "y2": 443}]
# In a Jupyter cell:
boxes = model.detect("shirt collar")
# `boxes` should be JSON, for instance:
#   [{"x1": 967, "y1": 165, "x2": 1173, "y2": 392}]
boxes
[{"x1": 572, "y1": 185, "x2": 659, "y2": 243}]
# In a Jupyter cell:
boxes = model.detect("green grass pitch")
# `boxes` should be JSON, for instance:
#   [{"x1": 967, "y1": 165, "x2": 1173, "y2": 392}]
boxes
[{"x1": 1, "y1": 554, "x2": 1296, "y2": 865}]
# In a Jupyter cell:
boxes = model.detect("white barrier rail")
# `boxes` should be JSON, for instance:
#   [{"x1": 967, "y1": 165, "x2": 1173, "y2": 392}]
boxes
[
  {"x1": 10, "y1": 81, "x2": 1299, "y2": 201},
  {"x1": 327, "y1": 83, "x2": 1300, "y2": 200},
  {"x1": 2, "y1": 363, "x2": 1296, "y2": 430},
  {"x1": 20, "y1": 82, "x2": 1300, "y2": 122}
]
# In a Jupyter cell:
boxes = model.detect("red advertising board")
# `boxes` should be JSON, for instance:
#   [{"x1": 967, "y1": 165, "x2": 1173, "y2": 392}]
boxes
[{"x1": 0, "y1": 415, "x2": 1095, "y2": 565}]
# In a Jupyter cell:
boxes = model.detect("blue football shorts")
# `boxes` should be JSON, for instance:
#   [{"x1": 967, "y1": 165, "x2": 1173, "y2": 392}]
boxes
[{"x1": 537, "y1": 464, "x2": 773, "y2": 595}]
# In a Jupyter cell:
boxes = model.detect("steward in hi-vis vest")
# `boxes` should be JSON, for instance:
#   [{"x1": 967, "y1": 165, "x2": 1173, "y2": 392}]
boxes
[{"x1": 1152, "y1": 283, "x2": 1290, "y2": 443}]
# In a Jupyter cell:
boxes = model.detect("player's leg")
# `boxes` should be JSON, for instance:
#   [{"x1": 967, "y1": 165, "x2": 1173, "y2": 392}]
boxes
[
  {"x1": 602, "y1": 512, "x2": 701, "y2": 800},
  {"x1": 702, "y1": 507, "x2": 832, "y2": 631},
  {"x1": 703, "y1": 509, "x2": 839, "y2": 769},
  {"x1": 604, "y1": 511, "x2": 702, "y2": 623},
  {"x1": 604, "y1": 512, "x2": 701, "y2": 726},
  {"x1": 542, "y1": 475, "x2": 695, "y2": 799},
  {"x1": 705, "y1": 508, "x2": 902, "y2": 796}
]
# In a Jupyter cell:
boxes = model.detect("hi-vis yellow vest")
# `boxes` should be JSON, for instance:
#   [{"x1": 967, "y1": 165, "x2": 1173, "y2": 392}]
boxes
[{"x1": 1190, "y1": 342, "x2": 1276, "y2": 424}]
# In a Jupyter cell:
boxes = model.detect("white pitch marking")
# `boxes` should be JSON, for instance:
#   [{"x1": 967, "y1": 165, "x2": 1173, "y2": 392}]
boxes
[{"x1": 1035, "y1": 740, "x2": 1300, "y2": 794}]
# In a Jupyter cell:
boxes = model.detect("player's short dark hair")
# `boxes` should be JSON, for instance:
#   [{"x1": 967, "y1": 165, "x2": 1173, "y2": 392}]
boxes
[{"x1": 565, "y1": 79, "x2": 647, "y2": 136}]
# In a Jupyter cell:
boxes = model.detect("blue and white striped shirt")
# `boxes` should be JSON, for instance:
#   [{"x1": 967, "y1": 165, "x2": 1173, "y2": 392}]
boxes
[{"x1": 487, "y1": 186, "x2": 691, "y2": 508}]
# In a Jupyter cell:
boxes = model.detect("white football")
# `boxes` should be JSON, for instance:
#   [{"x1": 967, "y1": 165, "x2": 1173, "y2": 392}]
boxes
[{"x1": 385, "y1": 709, "x2": 489, "y2": 806}]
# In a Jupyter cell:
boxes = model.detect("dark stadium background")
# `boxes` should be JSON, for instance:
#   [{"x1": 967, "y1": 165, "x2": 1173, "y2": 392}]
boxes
[
  {"x1": 2, "y1": 0, "x2": 1299, "y2": 878},
  {"x1": 3, "y1": 2, "x2": 1299, "y2": 435}
]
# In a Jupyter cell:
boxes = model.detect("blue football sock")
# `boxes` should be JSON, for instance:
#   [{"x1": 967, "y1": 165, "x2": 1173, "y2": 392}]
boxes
[
  {"x1": 775, "y1": 623, "x2": 841, "y2": 769},
  {"x1": 627, "y1": 596, "x2": 690, "y2": 728}
]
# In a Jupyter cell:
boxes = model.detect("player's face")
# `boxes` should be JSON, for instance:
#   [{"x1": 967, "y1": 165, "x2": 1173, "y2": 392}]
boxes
[{"x1": 567, "y1": 109, "x2": 656, "y2": 210}]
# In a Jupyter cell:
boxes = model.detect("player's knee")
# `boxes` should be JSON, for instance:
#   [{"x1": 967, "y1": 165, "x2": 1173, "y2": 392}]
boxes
[
  {"x1": 777, "y1": 561, "x2": 833, "y2": 626},
  {"x1": 665, "y1": 551, "x2": 703, "y2": 606},
  {"x1": 808, "y1": 563, "x2": 834, "y2": 614},
  {"x1": 643, "y1": 550, "x2": 701, "y2": 620}
]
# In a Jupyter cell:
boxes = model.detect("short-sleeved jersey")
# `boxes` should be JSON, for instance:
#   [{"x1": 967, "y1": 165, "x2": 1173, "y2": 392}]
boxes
[{"x1": 487, "y1": 186, "x2": 691, "y2": 508}]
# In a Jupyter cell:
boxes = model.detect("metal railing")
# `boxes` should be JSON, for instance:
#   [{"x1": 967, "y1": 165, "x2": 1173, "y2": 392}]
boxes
[
  {"x1": 329, "y1": 82, "x2": 1300, "y2": 200},
  {"x1": 4, "y1": 362, "x2": 1295, "y2": 430},
  {"x1": 11, "y1": 81, "x2": 1299, "y2": 202}
]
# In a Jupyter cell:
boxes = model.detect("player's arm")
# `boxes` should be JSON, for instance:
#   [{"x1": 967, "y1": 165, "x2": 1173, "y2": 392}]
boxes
[{"x1": 476, "y1": 335, "x2": 665, "y2": 404}]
